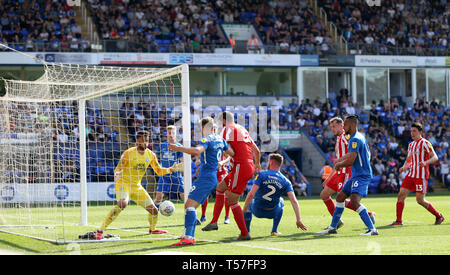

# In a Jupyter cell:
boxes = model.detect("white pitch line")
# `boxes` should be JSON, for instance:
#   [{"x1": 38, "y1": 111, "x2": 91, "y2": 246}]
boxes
[
  {"x1": 88, "y1": 224, "x2": 316, "y2": 254},
  {"x1": 196, "y1": 237, "x2": 319, "y2": 255}
]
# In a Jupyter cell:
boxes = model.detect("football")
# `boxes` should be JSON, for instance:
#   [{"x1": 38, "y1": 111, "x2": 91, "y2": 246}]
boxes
[{"x1": 159, "y1": 200, "x2": 175, "y2": 217}]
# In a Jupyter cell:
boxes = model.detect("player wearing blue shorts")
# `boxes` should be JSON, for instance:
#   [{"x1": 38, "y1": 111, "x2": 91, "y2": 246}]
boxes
[
  {"x1": 242, "y1": 153, "x2": 307, "y2": 236},
  {"x1": 317, "y1": 115, "x2": 378, "y2": 236},
  {"x1": 169, "y1": 117, "x2": 235, "y2": 246},
  {"x1": 155, "y1": 125, "x2": 184, "y2": 205}
]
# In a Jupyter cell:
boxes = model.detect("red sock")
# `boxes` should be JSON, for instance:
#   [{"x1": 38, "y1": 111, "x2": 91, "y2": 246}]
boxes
[
  {"x1": 322, "y1": 198, "x2": 335, "y2": 216},
  {"x1": 396, "y1": 201, "x2": 405, "y2": 222},
  {"x1": 345, "y1": 200, "x2": 373, "y2": 216},
  {"x1": 344, "y1": 200, "x2": 357, "y2": 211},
  {"x1": 426, "y1": 203, "x2": 440, "y2": 218},
  {"x1": 224, "y1": 197, "x2": 230, "y2": 218},
  {"x1": 230, "y1": 203, "x2": 248, "y2": 236},
  {"x1": 210, "y1": 191, "x2": 225, "y2": 224},
  {"x1": 201, "y1": 198, "x2": 208, "y2": 217}
]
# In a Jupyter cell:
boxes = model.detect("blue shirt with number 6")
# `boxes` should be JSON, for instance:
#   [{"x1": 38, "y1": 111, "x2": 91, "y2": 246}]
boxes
[
  {"x1": 254, "y1": 170, "x2": 293, "y2": 209},
  {"x1": 342, "y1": 131, "x2": 372, "y2": 198},
  {"x1": 348, "y1": 131, "x2": 373, "y2": 178}
]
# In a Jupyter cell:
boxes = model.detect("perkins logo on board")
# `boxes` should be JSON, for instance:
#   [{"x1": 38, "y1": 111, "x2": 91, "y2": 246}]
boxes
[
  {"x1": 54, "y1": 185, "x2": 70, "y2": 200},
  {"x1": 0, "y1": 186, "x2": 15, "y2": 201}
]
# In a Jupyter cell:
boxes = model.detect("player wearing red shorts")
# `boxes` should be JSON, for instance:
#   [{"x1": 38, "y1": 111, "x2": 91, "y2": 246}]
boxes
[
  {"x1": 390, "y1": 122, "x2": 444, "y2": 226},
  {"x1": 202, "y1": 111, "x2": 261, "y2": 241},
  {"x1": 320, "y1": 117, "x2": 375, "y2": 228}
]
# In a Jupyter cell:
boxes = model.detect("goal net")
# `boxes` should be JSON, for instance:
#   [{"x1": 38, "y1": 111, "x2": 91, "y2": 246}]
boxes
[{"x1": 0, "y1": 63, "x2": 191, "y2": 244}]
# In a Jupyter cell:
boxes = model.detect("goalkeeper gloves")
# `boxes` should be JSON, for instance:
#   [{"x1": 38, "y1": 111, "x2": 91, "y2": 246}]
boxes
[{"x1": 170, "y1": 162, "x2": 184, "y2": 173}]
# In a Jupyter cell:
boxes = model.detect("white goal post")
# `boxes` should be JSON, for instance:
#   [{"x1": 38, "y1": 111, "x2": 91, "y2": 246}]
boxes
[{"x1": 0, "y1": 61, "x2": 191, "y2": 244}]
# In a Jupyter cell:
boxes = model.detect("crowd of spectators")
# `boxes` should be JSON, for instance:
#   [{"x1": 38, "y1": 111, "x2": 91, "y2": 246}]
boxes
[
  {"x1": 5, "y1": 91, "x2": 448, "y2": 195},
  {"x1": 318, "y1": 0, "x2": 450, "y2": 56},
  {"x1": 0, "y1": 0, "x2": 90, "y2": 52},
  {"x1": 87, "y1": 0, "x2": 229, "y2": 53},
  {"x1": 215, "y1": 0, "x2": 336, "y2": 55},
  {"x1": 2, "y1": 0, "x2": 449, "y2": 56},
  {"x1": 5, "y1": 99, "x2": 120, "y2": 184}
]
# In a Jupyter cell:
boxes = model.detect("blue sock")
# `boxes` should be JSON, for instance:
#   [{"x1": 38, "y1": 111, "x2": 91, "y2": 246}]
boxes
[
  {"x1": 357, "y1": 205, "x2": 375, "y2": 230},
  {"x1": 330, "y1": 202, "x2": 345, "y2": 229},
  {"x1": 244, "y1": 212, "x2": 252, "y2": 233},
  {"x1": 272, "y1": 208, "x2": 283, "y2": 233},
  {"x1": 184, "y1": 207, "x2": 197, "y2": 238}
]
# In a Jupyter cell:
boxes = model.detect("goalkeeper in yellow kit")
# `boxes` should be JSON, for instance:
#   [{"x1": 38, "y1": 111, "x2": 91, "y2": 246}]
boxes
[{"x1": 94, "y1": 130, "x2": 183, "y2": 239}]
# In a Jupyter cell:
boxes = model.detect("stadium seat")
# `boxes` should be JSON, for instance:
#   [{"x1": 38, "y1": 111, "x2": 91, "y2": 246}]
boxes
[{"x1": 369, "y1": 176, "x2": 381, "y2": 194}]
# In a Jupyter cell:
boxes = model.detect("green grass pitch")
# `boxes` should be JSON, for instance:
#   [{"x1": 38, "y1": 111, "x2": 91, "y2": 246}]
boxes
[{"x1": 0, "y1": 193, "x2": 449, "y2": 255}]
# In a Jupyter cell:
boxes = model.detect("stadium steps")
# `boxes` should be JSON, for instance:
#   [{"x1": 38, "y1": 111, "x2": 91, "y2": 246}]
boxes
[
  {"x1": 307, "y1": 0, "x2": 346, "y2": 54},
  {"x1": 432, "y1": 179, "x2": 448, "y2": 193},
  {"x1": 72, "y1": 1, "x2": 100, "y2": 46},
  {"x1": 105, "y1": 114, "x2": 131, "y2": 150}
]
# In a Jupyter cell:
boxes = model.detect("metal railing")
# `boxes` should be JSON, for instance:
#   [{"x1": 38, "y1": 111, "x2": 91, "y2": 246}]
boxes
[
  {"x1": 79, "y1": 0, "x2": 99, "y2": 43},
  {"x1": 0, "y1": 39, "x2": 232, "y2": 53},
  {"x1": 348, "y1": 42, "x2": 450, "y2": 56},
  {"x1": 2, "y1": 39, "x2": 448, "y2": 56},
  {"x1": 306, "y1": 0, "x2": 349, "y2": 55}
]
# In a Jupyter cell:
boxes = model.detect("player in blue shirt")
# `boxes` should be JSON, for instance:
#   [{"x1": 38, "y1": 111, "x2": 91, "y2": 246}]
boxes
[
  {"x1": 155, "y1": 125, "x2": 185, "y2": 206},
  {"x1": 169, "y1": 117, "x2": 235, "y2": 246},
  {"x1": 317, "y1": 115, "x2": 378, "y2": 236},
  {"x1": 242, "y1": 153, "x2": 307, "y2": 236}
]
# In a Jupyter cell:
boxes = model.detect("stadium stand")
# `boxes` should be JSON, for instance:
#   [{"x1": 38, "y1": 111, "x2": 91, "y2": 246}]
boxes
[
  {"x1": 1, "y1": 0, "x2": 448, "y2": 193},
  {"x1": 295, "y1": 91, "x2": 449, "y2": 194},
  {"x1": 0, "y1": 0, "x2": 86, "y2": 52},
  {"x1": 0, "y1": 0, "x2": 448, "y2": 55},
  {"x1": 86, "y1": 0, "x2": 229, "y2": 53},
  {"x1": 318, "y1": 0, "x2": 450, "y2": 56}
]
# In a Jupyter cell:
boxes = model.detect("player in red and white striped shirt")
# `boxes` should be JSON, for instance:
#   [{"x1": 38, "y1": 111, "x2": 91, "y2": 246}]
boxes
[
  {"x1": 391, "y1": 122, "x2": 444, "y2": 226},
  {"x1": 320, "y1": 117, "x2": 375, "y2": 228}
]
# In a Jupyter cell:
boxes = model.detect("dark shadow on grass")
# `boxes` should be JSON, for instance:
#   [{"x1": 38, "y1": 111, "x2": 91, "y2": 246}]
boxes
[
  {"x1": 106, "y1": 240, "x2": 211, "y2": 255},
  {"x1": 0, "y1": 238, "x2": 44, "y2": 254}
]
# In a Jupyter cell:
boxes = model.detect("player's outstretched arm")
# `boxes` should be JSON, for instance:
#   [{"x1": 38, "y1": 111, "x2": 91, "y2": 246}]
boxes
[
  {"x1": 219, "y1": 155, "x2": 232, "y2": 168},
  {"x1": 149, "y1": 156, "x2": 173, "y2": 176},
  {"x1": 250, "y1": 140, "x2": 262, "y2": 173},
  {"x1": 224, "y1": 147, "x2": 235, "y2": 158},
  {"x1": 333, "y1": 153, "x2": 350, "y2": 165},
  {"x1": 114, "y1": 151, "x2": 129, "y2": 182},
  {"x1": 169, "y1": 143, "x2": 205, "y2": 156},
  {"x1": 287, "y1": 191, "x2": 307, "y2": 231},
  {"x1": 399, "y1": 153, "x2": 413, "y2": 172},
  {"x1": 243, "y1": 184, "x2": 259, "y2": 213},
  {"x1": 419, "y1": 151, "x2": 439, "y2": 167}
]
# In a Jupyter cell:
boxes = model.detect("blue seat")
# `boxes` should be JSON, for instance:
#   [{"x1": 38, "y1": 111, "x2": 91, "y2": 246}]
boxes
[
  {"x1": 15, "y1": 45, "x2": 25, "y2": 51},
  {"x1": 369, "y1": 176, "x2": 381, "y2": 194},
  {"x1": 377, "y1": 142, "x2": 387, "y2": 150}
]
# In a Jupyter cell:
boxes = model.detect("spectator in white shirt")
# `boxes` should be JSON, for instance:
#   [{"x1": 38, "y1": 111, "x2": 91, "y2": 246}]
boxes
[{"x1": 272, "y1": 96, "x2": 284, "y2": 109}]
